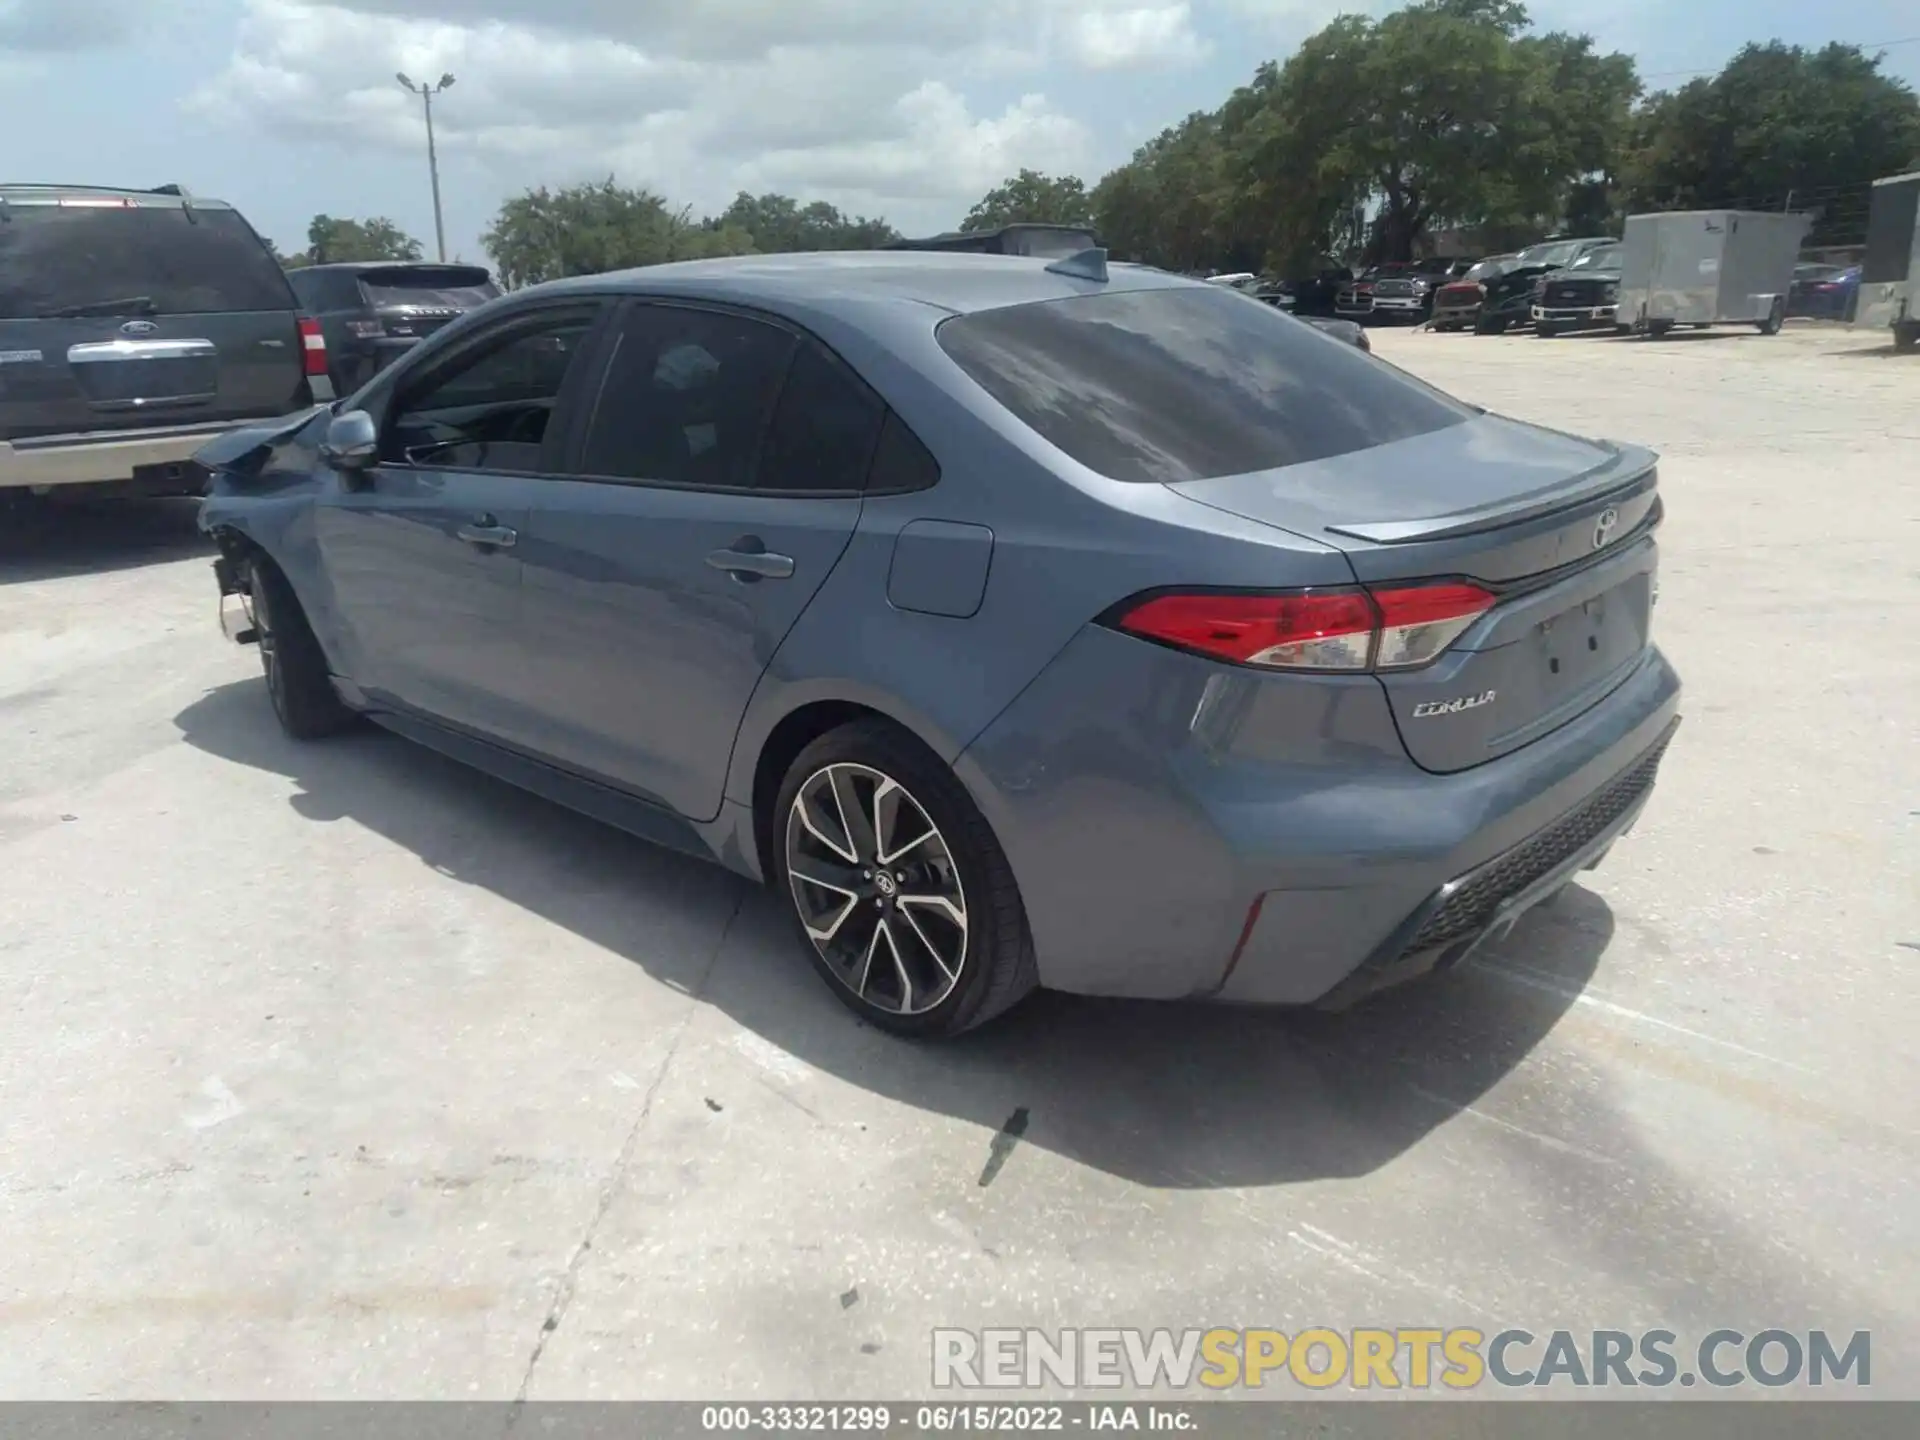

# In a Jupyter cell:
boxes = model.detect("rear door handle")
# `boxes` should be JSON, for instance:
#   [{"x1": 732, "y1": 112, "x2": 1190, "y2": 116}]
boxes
[
  {"x1": 456, "y1": 515, "x2": 518, "y2": 549},
  {"x1": 706, "y1": 538, "x2": 795, "y2": 581}
]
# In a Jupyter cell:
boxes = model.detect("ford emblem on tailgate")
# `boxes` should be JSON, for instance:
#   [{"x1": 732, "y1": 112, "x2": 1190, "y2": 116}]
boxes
[
  {"x1": 1591, "y1": 506, "x2": 1619, "y2": 550},
  {"x1": 120, "y1": 320, "x2": 159, "y2": 336}
]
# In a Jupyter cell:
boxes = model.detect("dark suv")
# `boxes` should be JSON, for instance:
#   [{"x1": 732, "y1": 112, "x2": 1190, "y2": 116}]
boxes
[
  {"x1": 0, "y1": 183, "x2": 323, "y2": 501},
  {"x1": 285, "y1": 261, "x2": 500, "y2": 397}
]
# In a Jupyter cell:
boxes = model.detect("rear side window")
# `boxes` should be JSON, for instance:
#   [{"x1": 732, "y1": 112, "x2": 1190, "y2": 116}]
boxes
[
  {"x1": 758, "y1": 340, "x2": 884, "y2": 493},
  {"x1": 0, "y1": 203, "x2": 294, "y2": 316},
  {"x1": 937, "y1": 286, "x2": 1472, "y2": 484},
  {"x1": 578, "y1": 305, "x2": 795, "y2": 489},
  {"x1": 866, "y1": 411, "x2": 940, "y2": 494}
]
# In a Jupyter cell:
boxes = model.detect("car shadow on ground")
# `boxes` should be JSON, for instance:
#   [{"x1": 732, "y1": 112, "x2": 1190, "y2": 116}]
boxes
[
  {"x1": 175, "y1": 679, "x2": 1619, "y2": 1194},
  {"x1": 0, "y1": 496, "x2": 209, "y2": 584},
  {"x1": 1829, "y1": 340, "x2": 1916, "y2": 360}
]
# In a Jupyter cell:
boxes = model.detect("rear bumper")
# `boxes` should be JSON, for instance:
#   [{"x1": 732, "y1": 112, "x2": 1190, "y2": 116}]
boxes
[
  {"x1": 0, "y1": 422, "x2": 239, "y2": 492},
  {"x1": 956, "y1": 625, "x2": 1682, "y2": 1005}
]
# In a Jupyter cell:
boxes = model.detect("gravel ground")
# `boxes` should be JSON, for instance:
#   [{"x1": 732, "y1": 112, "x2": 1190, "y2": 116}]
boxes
[{"x1": 2, "y1": 319, "x2": 1916, "y2": 1400}]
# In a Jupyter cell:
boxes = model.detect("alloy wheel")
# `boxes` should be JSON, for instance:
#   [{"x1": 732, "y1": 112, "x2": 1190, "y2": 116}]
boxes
[{"x1": 784, "y1": 762, "x2": 968, "y2": 1016}]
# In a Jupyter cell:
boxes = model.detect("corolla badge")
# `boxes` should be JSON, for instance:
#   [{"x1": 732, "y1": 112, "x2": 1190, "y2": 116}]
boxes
[
  {"x1": 120, "y1": 320, "x2": 159, "y2": 336},
  {"x1": 1411, "y1": 691, "x2": 1496, "y2": 719},
  {"x1": 1591, "y1": 506, "x2": 1619, "y2": 550}
]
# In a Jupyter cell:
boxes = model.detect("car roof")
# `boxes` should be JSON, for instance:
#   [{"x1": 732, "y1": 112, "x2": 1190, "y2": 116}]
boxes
[
  {"x1": 0, "y1": 182, "x2": 238, "y2": 212},
  {"x1": 524, "y1": 249, "x2": 1200, "y2": 317},
  {"x1": 297, "y1": 260, "x2": 491, "y2": 273}
]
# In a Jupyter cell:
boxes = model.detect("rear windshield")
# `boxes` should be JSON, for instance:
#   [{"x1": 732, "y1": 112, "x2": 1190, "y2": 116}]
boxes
[
  {"x1": 359, "y1": 265, "x2": 499, "y2": 308},
  {"x1": 0, "y1": 202, "x2": 294, "y2": 316},
  {"x1": 1005, "y1": 229, "x2": 1098, "y2": 258},
  {"x1": 937, "y1": 286, "x2": 1473, "y2": 484}
]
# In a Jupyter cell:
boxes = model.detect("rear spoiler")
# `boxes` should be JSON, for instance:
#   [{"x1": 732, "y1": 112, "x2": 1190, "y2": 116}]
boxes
[
  {"x1": 1326, "y1": 445, "x2": 1657, "y2": 545},
  {"x1": 193, "y1": 405, "x2": 326, "y2": 475}
]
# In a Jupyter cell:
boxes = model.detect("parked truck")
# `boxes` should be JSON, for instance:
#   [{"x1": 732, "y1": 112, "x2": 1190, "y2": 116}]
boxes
[
  {"x1": 1616, "y1": 210, "x2": 1810, "y2": 338},
  {"x1": 1854, "y1": 170, "x2": 1920, "y2": 351}
]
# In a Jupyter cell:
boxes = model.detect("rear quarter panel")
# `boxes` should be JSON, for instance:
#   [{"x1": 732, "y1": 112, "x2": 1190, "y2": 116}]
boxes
[{"x1": 720, "y1": 295, "x2": 1356, "y2": 807}]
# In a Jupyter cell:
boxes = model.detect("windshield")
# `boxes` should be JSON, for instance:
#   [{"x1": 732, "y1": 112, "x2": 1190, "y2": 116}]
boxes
[
  {"x1": 0, "y1": 203, "x2": 294, "y2": 316},
  {"x1": 937, "y1": 284, "x2": 1472, "y2": 485},
  {"x1": 1567, "y1": 246, "x2": 1622, "y2": 275},
  {"x1": 1515, "y1": 240, "x2": 1585, "y2": 269},
  {"x1": 1463, "y1": 258, "x2": 1509, "y2": 282}
]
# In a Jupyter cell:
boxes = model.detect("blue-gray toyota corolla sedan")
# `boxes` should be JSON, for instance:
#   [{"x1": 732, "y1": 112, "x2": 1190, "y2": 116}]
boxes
[{"x1": 197, "y1": 249, "x2": 1680, "y2": 1037}]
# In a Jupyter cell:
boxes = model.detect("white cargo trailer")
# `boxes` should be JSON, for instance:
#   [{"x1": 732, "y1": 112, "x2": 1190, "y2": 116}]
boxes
[
  {"x1": 1617, "y1": 209, "x2": 1811, "y2": 337},
  {"x1": 1853, "y1": 170, "x2": 1920, "y2": 351}
]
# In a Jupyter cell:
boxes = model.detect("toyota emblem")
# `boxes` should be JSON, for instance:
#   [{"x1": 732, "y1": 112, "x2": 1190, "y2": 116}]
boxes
[{"x1": 1591, "y1": 507, "x2": 1619, "y2": 550}]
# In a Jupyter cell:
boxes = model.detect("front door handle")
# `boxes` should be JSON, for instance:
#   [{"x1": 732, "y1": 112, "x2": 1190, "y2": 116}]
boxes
[
  {"x1": 456, "y1": 516, "x2": 518, "y2": 549},
  {"x1": 706, "y1": 537, "x2": 795, "y2": 581}
]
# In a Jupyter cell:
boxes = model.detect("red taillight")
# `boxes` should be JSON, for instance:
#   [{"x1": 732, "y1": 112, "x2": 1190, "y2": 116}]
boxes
[
  {"x1": 297, "y1": 316, "x2": 328, "y2": 377},
  {"x1": 1115, "y1": 582, "x2": 1494, "y2": 673}
]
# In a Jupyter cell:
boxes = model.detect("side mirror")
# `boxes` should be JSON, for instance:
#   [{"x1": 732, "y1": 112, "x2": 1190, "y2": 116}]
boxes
[{"x1": 319, "y1": 409, "x2": 378, "y2": 472}]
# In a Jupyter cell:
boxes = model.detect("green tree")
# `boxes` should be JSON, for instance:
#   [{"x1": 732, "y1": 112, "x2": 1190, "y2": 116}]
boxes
[
  {"x1": 717, "y1": 192, "x2": 898, "y2": 251},
  {"x1": 1622, "y1": 42, "x2": 1920, "y2": 224},
  {"x1": 481, "y1": 179, "x2": 756, "y2": 289},
  {"x1": 289, "y1": 214, "x2": 424, "y2": 267},
  {"x1": 1087, "y1": 1, "x2": 1637, "y2": 273},
  {"x1": 1258, "y1": 0, "x2": 1637, "y2": 262},
  {"x1": 961, "y1": 170, "x2": 1094, "y2": 231}
]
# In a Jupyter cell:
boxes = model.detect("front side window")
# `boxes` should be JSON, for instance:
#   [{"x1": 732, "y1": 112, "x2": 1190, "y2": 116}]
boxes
[
  {"x1": 381, "y1": 308, "x2": 599, "y2": 471},
  {"x1": 0, "y1": 203, "x2": 294, "y2": 316},
  {"x1": 937, "y1": 285, "x2": 1473, "y2": 485},
  {"x1": 575, "y1": 306, "x2": 796, "y2": 489}
]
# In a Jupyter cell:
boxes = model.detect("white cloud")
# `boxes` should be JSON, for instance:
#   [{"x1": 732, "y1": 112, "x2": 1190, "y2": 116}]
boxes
[
  {"x1": 189, "y1": 1, "x2": 1109, "y2": 231},
  {"x1": 1064, "y1": 5, "x2": 1209, "y2": 70}
]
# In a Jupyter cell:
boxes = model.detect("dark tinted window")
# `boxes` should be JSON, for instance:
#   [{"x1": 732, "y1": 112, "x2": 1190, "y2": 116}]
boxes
[
  {"x1": 285, "y1": 268, "x2": 328, "y2": 311},
  {"x1": 578, "y1": 305, "x2": 794, "y2": 488},
  {"x1": 359, "y1": 265, "x2": 500, "y2": 309},
  {"x1": 0, "y1": 202, "x2": 294, "y2": 316},
  {"x1": 937, "y1": 286, "x2": 1472, "y2": 484},
  {"x1": 759, "y1": 340, "x2": 883, "y2": 492},
  {"x1": 383, "y1": 308, "x2": 598, "y2": 471},
  {"x1": 866, "y1": 411, "x2": 940, "y2": 494}
]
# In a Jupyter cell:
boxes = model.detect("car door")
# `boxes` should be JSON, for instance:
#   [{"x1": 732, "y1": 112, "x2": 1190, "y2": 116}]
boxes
[
  {"x1": 513, "y1": 299, "x2": 876, "y2": 820},
  {"x1": 311, "y1": 299, "x2": 608, "y2": 742}
]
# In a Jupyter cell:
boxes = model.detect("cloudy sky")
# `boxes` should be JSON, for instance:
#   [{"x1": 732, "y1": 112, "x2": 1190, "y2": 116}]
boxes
[{"x1": 1, "y1": 0, "x2": 1915, "y2": 263}]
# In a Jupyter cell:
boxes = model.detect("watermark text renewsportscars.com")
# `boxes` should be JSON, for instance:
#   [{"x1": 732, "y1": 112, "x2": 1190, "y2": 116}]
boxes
[{"x1": 932, "y1": 1327, "x2": 1871, "y2": 1391}]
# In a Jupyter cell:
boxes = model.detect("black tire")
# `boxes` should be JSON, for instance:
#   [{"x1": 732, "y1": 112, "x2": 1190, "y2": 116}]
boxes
[
  {"x1": 1893, "y1": 321, "x2": 1920, "y2": 353},
  {"x1": 1758, "y1": 298, "x2": 1785, "y2": 336},
  {"x1": 1474, "y1": 315, "x2": 1507, "y2": 336},
  {"x1": 1536, "y1": 321, "x2": 1563, "y2": 338},
  {"x1": 773, "y1": 718, "x2": 1037, "y2": 1038},
  {"x1": 247, "y1": 555, "x2": 356, "y2": 740},
  {"x1": 1646, "y1": 319, "x2": 1675, "y2": 339}
]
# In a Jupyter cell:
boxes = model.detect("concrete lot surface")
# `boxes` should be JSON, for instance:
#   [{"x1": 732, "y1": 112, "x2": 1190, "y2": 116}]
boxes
[{"x1": 2, "y1": 322, "x2": 1917, "y2": 1399}]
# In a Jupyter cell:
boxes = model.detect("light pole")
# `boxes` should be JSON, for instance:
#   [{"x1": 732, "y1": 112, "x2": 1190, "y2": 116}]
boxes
[{"x1": 396, "y1": 71, "x2": 455, "y2": 261}]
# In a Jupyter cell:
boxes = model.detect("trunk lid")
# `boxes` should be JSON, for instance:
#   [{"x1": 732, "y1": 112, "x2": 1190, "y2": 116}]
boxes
[
  {"x1": 358, "y1": 264, "x2": 498, "y2": 344},
  {"x1": 0, "y1": 312, "x2": 307, "y2": 440},
  {"x1": 1170, "y1": 413, "x2": 1661, "y2": 773}
]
